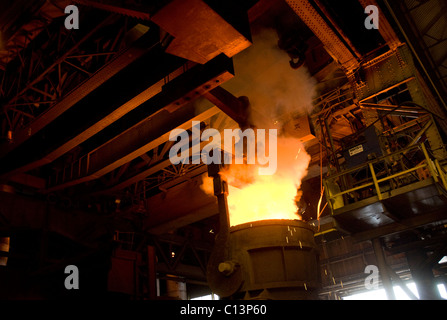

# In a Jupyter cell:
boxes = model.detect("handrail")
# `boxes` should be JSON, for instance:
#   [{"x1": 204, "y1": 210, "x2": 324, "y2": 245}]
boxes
[
  {"x1": 327, "y1": 143, "x2": 421, "y2": 181},
  {"x1": 324, "y1": 143, "x2": 440, "y2": 212},
  {"x1": 434, "y1": 159, "x2": 447, "y2": 189}
]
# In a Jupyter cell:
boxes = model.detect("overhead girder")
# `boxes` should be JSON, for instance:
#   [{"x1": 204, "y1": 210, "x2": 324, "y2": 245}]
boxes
[
  {"x1": 41, "y1": 54, "x2": 234, "y2": 192},
  {"x1": 0, "y1": 0, "x2": 256, "y2": 196},
  {"x1": 0, "y1": 10, "x2": 130, "y2": 138},
  {"x1": 89, "y1": 91, "x2": 240, "y2": 198},
  {"x1": 0, "y1": 21, "x2": 154, "y2": 158},
  {"x1": 0, "y1": 34, "x2": 188, "y2": 180},
  {"x1": 285, "y1": 0, "x2": 360, "y2": 73},
  {"x1": 73, "y1": 0, "x2": 152, "y2": 20}
]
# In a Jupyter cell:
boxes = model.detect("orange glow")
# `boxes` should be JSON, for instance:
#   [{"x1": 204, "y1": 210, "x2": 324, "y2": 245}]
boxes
[
  {"x1": 226, "y1": 175, "x2": 303, "y2": 226},
  {"x1": 202, "y1": 136, "x2": 311, "y2": 226}
]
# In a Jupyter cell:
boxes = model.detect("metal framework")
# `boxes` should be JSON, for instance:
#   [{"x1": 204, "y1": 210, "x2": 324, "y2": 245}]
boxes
[
  {"x1": 0, "y1": 11, "x2": 135, "y2": 141},
  {"x1": 1, "y1": 0, "x2": 447, "y2": 300},
  {"x1": 384, "y1": 0, "x2": 447, "y2": 110}
]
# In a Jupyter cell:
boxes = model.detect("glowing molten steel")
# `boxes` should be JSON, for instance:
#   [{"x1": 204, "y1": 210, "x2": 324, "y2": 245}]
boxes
[
  {"x1": 203, "y1": 136, "x2": 311, "y2": 227},
  {"x1": 227, "y1": 175, "x2": 303, "y2": 226},
  {"x1": 199, "y1": 28, "x2": 316, "y2": 227}
]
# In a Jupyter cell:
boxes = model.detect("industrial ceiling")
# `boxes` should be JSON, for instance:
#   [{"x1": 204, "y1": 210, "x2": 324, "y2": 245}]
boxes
[{"x1": 0, "y1": 0, "x2": 446, "y2": 300}]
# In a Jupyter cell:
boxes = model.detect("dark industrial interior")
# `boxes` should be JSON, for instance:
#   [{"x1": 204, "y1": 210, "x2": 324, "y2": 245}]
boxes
[{"x1": 1, "y1": 0, "x2": 447, "y2": 300}]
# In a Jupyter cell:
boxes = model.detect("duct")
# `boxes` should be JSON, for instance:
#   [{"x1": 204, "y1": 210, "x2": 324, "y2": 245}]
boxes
[
  {"x1": 72, "y1": 0, "x2": 256, "y2": 65},
  {"x1": 151, "y1": 0, "x2": 252, "y2": 64}
]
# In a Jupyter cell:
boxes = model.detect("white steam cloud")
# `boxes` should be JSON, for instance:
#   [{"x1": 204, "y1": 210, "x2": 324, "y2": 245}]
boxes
[
  {"x1": 203, "y1": 28, "x2": 317, "y2": 225},
  {"x1": 221, "y1": 28, "x2": 316, "y2": 131}
]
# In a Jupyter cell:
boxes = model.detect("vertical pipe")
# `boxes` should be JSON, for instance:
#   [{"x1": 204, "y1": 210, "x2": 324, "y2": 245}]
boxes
[
  {"x1": 372, "y1": 238, "x2": 396, "y2": 300},
  {"x1": 319, "y1": 116, "x2": 331, "y2": 173},
  {"x1": 324, "y1": 118, "x2": 339, "y2": 173},
  {"x1": 323, "y1": 178, "x2": 334, "y2": 215},
  {"x1": 206, "y1": 161, "x2": 233, "y2": 296}
]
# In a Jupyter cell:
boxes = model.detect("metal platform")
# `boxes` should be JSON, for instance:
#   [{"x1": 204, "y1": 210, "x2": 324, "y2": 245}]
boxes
[
  {"x1": 331, "y1": 178, "x2": 447, "y2": 241},
  {"x1": 324, "y1": 143, "x2": 447, "y2": 241}
]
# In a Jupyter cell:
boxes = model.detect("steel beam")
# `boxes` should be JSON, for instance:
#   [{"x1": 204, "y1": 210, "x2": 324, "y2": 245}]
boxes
[
  {"x1": 8, "y1": 173, "x2": 45, "y2": 189},
  {"x1": 285, "y1": 0, "x2": 359, "y2": 72},
  {"x1": 372, "y1": 238, "x2": 396, "y2": 300},
  {"x1": 385, "y1": 265, "x2": 418, "y2": 300},
  {"x1": 96, "y1": 109, "x2": 237, "y2": 197},
  {"x1": 44, "y1": 106, "x2": 222, "y2": 192},
  {"x1": 383, "y1": 0, "x2": 447, "y2": 111},
  {"x1": 42, "y1": 54, "x2": 234, "y2": 192},
  {"x1": 406, "y1": 249, "x2": 442, "y2": 299},
  {"x1": 203, "y1": 86, "x2": 250, "y2": 128},
  {"x1": 74, "y1": 0, "x2": 152, "y2": 20},
  {"x1": 0, "y1": 28, "x2": 155, "y2": 158},
  {"x1": 0, "y1": 41, "x2": 187, "y2": 179}
]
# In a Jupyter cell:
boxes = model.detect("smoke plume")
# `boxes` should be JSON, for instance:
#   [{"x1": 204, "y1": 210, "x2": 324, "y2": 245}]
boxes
[
  {"x1": 203, "y1": 28, "x2": 317, "y2": 225},
  {"x1": 221, "y1": 28, "x2": 316, "y2": 131}
]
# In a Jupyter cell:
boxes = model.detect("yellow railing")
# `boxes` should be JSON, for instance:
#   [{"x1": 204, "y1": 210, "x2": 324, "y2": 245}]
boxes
[
  {"x1": 435, "y1": 158, "x2": 447, "y2": 190},
  {"x1": 324, "y1": 143, "x2": 444, "y2": 213}
]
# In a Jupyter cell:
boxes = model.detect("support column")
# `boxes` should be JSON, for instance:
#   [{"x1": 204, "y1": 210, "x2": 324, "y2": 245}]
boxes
[
  {"x1": 147, "y1": 245, "x2": 157, "y2": 300},
  {"x1": 372, "y1": 238, "x2": 396, "y2": 300},
  {"x1": 406, "y1": 249, "x2": 441, "y2": 300}
]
